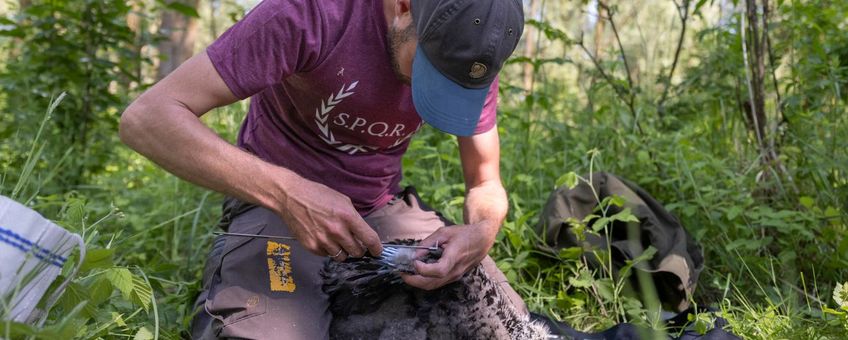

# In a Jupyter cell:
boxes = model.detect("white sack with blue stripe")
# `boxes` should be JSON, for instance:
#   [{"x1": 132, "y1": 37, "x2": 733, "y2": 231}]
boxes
[{"x1": 0, "y1": 195, "x2": 84, "y2": 323}]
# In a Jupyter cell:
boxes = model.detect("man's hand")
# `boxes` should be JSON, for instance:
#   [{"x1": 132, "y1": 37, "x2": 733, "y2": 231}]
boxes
[
  {"x1": 400, "y1": 127, "x2": 507, "y2": 290},
  {"x1": 401, "y1": 223, "x2": 497, "y2": 290},
  {"x1": 120, "y1": 52, "x2": 381, "y2": 261},
  {"x1": 275, "y1": 176, "x2": 382, "y2": 261}
]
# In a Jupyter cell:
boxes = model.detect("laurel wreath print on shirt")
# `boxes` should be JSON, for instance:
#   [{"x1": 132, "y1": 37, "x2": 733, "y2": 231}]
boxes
[{"x1": 314, "y1": 81, "x2": 377, "y2": 155}]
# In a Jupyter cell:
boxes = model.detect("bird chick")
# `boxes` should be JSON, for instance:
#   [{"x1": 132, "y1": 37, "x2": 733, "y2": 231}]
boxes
[{"x1": 321, "y1": 239, "x2": 551, "y2": 340}]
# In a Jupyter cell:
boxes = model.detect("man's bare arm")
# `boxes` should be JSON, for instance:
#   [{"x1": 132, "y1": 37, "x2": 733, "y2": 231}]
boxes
[
  {"x1": 402, "y1": 126, "x2": 507, "y2": 290},
  {"x1": 119, "y1": 52, "x2": 381, "y2": 259},
  {"x1": 120, "y1": 51, "x2": 271, "y2": 208},
  {"x1": 458, "y1": 126, "x2": 508, "y2": 240}
]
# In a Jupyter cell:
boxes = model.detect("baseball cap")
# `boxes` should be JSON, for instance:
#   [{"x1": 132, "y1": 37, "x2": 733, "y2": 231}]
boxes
[{"x1": 411, "y1": 0, "x2": 524, "y2": 136}]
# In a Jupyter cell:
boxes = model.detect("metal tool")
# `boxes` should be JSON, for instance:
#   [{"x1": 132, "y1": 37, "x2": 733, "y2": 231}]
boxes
[{"x1": 212, "y1": 231, "x2": 441, "y2": 251}]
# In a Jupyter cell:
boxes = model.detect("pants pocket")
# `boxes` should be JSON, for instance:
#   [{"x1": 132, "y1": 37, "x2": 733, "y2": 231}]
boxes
[
  {"x1": 205, "y1": 220, "x2": 270, "y2": 338},
  {"x1": 205, "y1": 285, "x2": 268, "y2": 330}
]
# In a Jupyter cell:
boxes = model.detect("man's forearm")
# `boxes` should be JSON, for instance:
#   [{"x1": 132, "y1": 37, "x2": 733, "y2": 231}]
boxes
[
  {"x1": 463, "y1": 179, "x2": 508, "y2": 249},
  {"x1": 118, "y1": 51, "x2": 305, "y2": 214},
  {"x1": 119, "y1": 97, "x2": 295, "y2": 213}
]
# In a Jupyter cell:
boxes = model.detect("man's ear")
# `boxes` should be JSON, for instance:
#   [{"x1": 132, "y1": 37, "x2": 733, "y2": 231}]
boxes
[{"x1": 395, "y1": 0, "x2": 412, "y2": 16}]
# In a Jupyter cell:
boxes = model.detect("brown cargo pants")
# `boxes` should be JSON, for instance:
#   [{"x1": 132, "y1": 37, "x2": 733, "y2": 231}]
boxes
[{"x1": 190, "y1": 187, "x2": 527, "y2": 339}]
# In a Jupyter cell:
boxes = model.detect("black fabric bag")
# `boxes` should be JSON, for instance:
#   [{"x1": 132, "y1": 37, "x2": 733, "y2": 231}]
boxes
[
  {"x1": 535, "y1": 172, "x2": 705, "y2": 312},
  {"x1": 532, "y1": 308, "x2": 741, "y2": 340}
]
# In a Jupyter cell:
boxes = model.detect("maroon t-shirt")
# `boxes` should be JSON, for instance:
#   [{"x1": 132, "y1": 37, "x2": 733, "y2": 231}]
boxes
[{"x1": 207, "y1": 0, "x2": 498, "y2": 215}]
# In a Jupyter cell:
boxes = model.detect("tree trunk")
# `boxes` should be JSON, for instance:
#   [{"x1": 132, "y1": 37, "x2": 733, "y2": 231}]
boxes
[
  {"x1": 157, "y1": 0, "x2": 200, "y2": 80},
  {"x1": 592, "y1": 1, "x2": 607, "y2": 58},
  {"x1": 742, "y1": 0, "x2": 793, "y2": 196},
  {"x1": 744, "y1": 0, "x2": 767, "y2": 148}
]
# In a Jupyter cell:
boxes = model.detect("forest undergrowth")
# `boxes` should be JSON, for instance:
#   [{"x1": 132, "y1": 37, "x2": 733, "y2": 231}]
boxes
[{"x1": 1, "y1": 0, "x2": 847, "y2": 339}]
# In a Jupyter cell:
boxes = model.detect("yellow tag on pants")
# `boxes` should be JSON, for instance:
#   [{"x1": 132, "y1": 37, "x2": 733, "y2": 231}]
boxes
[{"x1": 266, "y1": 241, "x2": 296, "y2": 292}]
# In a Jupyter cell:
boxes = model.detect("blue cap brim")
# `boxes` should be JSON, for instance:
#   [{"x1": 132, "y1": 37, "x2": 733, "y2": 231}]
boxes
[{"x1": 411, "y1": 48, "x2": 489, "y2": 137}]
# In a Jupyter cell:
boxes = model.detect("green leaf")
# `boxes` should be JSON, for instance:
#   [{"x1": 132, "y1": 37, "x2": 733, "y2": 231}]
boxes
[
  {"x1": 595, "y1": 278, "x2": 615, "y2": 301},
  {"x1": 112, "y1": 312, "x2": 127, "y2": 327},
  {"x1": 80, "y1": 248, "x2": 115, "y2": 272},
  {"x1": 555, "y1": 172, "x2": 579, "y2": 189},
  {"x1": 726, "y1": 206, "x2": 744, "y2": 220},
  {"x1": 566, "y1": 218, "x2": 587, "y2": 241},
  {"x1": 556, "y1": 291, "x2": 586, "y2": 309},
  {"x1": 513, "y1": 251, "x2": 530, "y2": 268},
  {"x1": 497, "y1": 260, "x2": 513, "y2": 273},
  {"x1": 824, "y1": 206, "x2": 840, "y2": 218},
  {"x1": 505, "y1": 269, "x2": 517, "y2": 282},
  {"x1": 524, "y1": 19, "x2": 572, "y2": 43},
  {"x1": 57, "y1": 282, "x2": 95, "y2": 318},
  {"x1": 636, "y1": 150, "x2": 651, "y2": 164},
  {"x1": 130, "y1": 274, "x2": 153, "y2": 311},
  {"x1": 632, "y1": 246, "x2": 658, "y2": 264},
  {"x1": 558, "y1": 247, "x2": 583, "y2": 260},
  {"x1": 134, "y1": 326, "x2": 154, "y2": 340},
  {"x1": 691, "y1": 312, "x2": 713, "y2": 335},
  {"x1": 799, "y1": 196, "x2": 815, "y2": 209},
  {"x1": 569, "y1": 269, "x2": 594, "y2": 288},
  {"x1": 514, "y1": 211, "x2": 535, "y2": 233},
  {"x1": 592, "y1": 217, "x2": 610, "y2": 232},
  {"x1": 620, "y1": 296, "x2": 644, "y2": 319},
  {"x1": 507, "y1": 231, "x2": 523, "y2": 250},
  {"x1": 608, "y1": 195, "x2": 626, "y2": 208},
  {"x1": 610, "y1": 208, "x2": 640, "y2": 223},
  {"x1": 581, "y1": 214, "x2": 600, "y2": 224},
  {"x1": 104, "y1": 268, "x2": 134, "y2": 300},
  {"x1": 87, "y1": 276, "x2": 114, "y2": 306},
  {"x1": 64, "y1": 197, "x2": 86, "y2": 227}
]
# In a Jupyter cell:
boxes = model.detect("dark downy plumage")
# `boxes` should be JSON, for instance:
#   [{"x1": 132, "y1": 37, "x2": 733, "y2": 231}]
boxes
[{"x1": 321, "y1": 239, "x2": 551, "y2": 340}]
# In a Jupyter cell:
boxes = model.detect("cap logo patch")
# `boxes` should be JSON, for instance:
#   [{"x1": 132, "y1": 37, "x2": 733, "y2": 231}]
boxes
[{"x1": 469, "y1": 62, "x2": 487, "y2": 79}]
